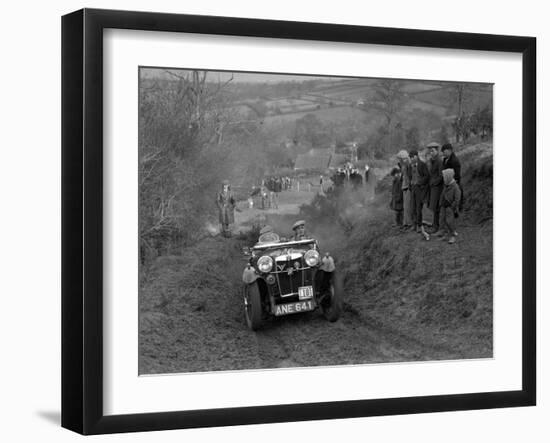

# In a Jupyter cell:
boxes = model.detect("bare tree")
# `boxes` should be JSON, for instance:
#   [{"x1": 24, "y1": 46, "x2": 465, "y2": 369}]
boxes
[
  {"x1": 139, "y1": 70, "x2": 234, "y2": 260},
  {"x1": 448, "y1": 83, "x2": 475, "y2": 143},
  {"x1": 366, "y1": 79, "x2": 407, "y2": 152}
]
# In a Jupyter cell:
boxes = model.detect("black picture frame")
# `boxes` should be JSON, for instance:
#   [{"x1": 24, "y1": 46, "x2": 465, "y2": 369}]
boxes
[{"x1": 61, "y1": 8, "x2": 536, "y2": 435}]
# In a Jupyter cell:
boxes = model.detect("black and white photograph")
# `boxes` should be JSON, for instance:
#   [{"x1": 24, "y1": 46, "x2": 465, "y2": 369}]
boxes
[
  {"x1": 138, "y1": 68, "x2": 494, "y2": 375},
  {"x1": 2, "y1": 0, "x2": 544, "y2": 440}
]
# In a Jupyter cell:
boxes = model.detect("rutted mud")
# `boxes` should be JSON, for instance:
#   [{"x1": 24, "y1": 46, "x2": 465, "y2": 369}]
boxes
[{"x1": 138, "y1": 234, "x2": 461, "y2": 375}]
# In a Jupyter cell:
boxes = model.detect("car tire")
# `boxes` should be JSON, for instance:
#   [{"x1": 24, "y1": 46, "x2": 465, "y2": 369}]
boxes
[
  {"x1": 320, "y1": 271, "x2": 343, "y2": 322},
  {"x1": 243, "y1": 282, "x2": 263, "y2": 331}
]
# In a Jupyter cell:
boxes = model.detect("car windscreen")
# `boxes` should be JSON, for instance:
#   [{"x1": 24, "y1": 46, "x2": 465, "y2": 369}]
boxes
[{"x1": 257, "y1": 242, "x2": 315, "y2": 257}]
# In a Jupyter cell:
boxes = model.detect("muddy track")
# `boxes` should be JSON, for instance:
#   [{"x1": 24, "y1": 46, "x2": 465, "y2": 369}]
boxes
[
  {"x1": 139, "y1": 234, "x2": 465, "y2": 375},
  {"x1": 242, "y1": 299, "x2": 458, "y2": 371},
  {"x1": 231, "y1": 229, "x2": 461, "y2": 369},
  {"x1": 139, "y1": 232, "x2": 477, "y2": 376},
  {"x1": 224, "y1": 281, "x2": 457, "y2": 373}
]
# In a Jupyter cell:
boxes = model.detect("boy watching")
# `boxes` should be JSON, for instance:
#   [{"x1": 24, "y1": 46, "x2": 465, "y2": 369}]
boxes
[{"x1": 439, "y1": 168, "x2": 462, "y2": 244}]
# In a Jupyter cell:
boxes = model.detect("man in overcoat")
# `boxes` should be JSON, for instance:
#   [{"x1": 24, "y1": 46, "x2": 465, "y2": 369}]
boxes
[
  {"x1": 216, "y1": 180, "x2": 236, "y2": 237},
  {"x1": 397, "y1": 150, "x2": 413, "y2": 229},
  {"x1": 409, "y1": 149, "x2": 430, "y2": 233},
  {"x1": 427, "y1": 142, "x2": 443, "y2": 234},
  {"x1": 442, "y1": 143, "x2": 463, "y2": 211}
]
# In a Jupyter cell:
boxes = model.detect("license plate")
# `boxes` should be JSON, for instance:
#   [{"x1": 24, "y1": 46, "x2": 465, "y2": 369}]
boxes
[
  {"x1": 298, "y1": 285, "x2": 313, "y2": 300},
  {"x1": 274, "y1": 300, "x2": 315, "y2": 316}
]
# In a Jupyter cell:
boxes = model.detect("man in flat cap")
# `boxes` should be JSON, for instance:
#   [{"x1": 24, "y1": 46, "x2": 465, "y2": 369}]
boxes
[
  {"x1": 291, "y1": 220, "x2": 308, "y2": 241},
  {"x1": 397, "y1": 149, "x2": 413, "y2": 230},
  {"x1": 409, "y1": 149, "x2": 430, "y2": 236}
]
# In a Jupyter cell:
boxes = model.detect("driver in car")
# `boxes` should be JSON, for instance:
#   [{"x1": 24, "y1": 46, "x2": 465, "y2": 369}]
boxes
[{"x1": 291, "y1": 220, "x2": 309, "y2": 241}]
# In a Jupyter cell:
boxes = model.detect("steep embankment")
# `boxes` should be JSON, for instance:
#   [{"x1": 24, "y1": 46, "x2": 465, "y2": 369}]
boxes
[{"x1": 339, "y1": 142, "x2": 493, "y2": 357}]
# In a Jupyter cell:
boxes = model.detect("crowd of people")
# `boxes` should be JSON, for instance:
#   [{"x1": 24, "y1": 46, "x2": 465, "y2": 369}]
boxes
[
  {"x1": 264, "y1": 175, "x2": 292, "y2": 193},
  {"x1": 245, "y1": 176, "x2": 294, "y2": 210},
  {"x1": 216, "y1": 144, "x2": 463, "y2": 243},
  {"x1": 215, "y1": 176, "x2": 296, "y2": 237},
  {"x1": 389, "y1": 142, "x2": 463, "y2": 244},
  {"x1": 332, "y1": 162, "x2": 370, "y2": 190}
]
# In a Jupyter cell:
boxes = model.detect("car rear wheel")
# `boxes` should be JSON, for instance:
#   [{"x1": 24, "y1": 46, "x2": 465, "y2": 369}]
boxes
[
  {"x1": 320, "y1": 272, "x2": 342, "y2": 322},
  {"x1": 243, "y1": 282, "x2": 263, "y2": 331}
]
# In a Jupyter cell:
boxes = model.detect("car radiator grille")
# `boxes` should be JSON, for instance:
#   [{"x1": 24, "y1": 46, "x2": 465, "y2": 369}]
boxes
[{"x1": 273, "y1": 262, "x2": 313, "y2": 299}]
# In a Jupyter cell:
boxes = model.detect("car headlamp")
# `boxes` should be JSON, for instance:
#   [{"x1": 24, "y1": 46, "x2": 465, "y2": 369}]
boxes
[
  {"x1": 304, "y1": 249, "x2": 320, "y2": 267},
  {"x1": 257, "y1": 255, "x2": 273, "y2": 273}
]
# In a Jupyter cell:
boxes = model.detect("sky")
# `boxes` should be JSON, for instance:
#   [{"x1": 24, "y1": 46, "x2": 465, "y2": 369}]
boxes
[
  {"x1": 140, "y1": 67, "x2": 346, "y2": 83},
  {"x1": 139, "y1": 67, "x2": 492, "y2": 90}
]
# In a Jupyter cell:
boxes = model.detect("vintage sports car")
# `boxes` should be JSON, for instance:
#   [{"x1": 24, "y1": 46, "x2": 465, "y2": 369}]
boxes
[{"x1": 241, "y1": 236, "x2": 342, "y2": 330}]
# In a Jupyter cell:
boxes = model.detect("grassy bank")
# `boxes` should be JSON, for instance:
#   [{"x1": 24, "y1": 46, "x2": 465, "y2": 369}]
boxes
[{"x1": 339, "y1": 142, "x2": 494, "y2": 358}]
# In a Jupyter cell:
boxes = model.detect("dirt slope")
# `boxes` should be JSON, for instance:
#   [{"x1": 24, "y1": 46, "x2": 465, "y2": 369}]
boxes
[{"x1": 139, "y1": 235, "x2": 466, "y2": 375}]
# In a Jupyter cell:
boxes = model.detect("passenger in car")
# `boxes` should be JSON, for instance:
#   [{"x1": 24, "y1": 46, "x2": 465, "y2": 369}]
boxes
[{"x1": 258, "y1": 225, "x2": 280, "y2": 244}]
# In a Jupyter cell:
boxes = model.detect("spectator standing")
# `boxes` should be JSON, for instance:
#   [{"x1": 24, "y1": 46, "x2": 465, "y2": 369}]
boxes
[
  {"x1": 409, "y1": 149, "x2": 430, "y2": 234},
  {"x1": 270, "y1": 190, "x2": 279, "y2": 209},
  {"x1": 275, "y1": 176, "x2": 282, "y2": 193},
  {"x1": 260, "y1": 180, "x2": 269, "y2": 209},
  {"x1": 350, "y1": 169, "x2": 363, "y2": 189},
  {"x1": 216, "y1": 180, "x2": 236, "y2": 238},
  {"x1": 389, "y1": 167, "x2": 404, "y2": 228},
  {"x1": 397, "y1": 150, "x2": 413, "y2": 230},
  {"x1": 427, "y1": 142, "x2": 443, "y2": 234},
  {"x1": 439, "y1": 168, "x2": 462, "y2": 244},
  {"x1": 441, "y1": 143, "x2": 463, "y2": 211}
]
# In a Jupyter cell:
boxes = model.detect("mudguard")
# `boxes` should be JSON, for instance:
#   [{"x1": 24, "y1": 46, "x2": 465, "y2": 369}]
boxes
[
  {"x1": 242, "y1": 265, "x2": 258, "y2": 284},
  {"x1": 319, "y1": 254, "x2": 335, "y2": 272}
]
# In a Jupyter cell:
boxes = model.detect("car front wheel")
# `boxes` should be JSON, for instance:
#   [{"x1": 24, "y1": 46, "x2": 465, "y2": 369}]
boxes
[
  {"x1": 243, "y1": 282, "x2": 263, "y2": 331},
  {"x1": 320, "y1": 271, "x2": 343, "y2": 322}
]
